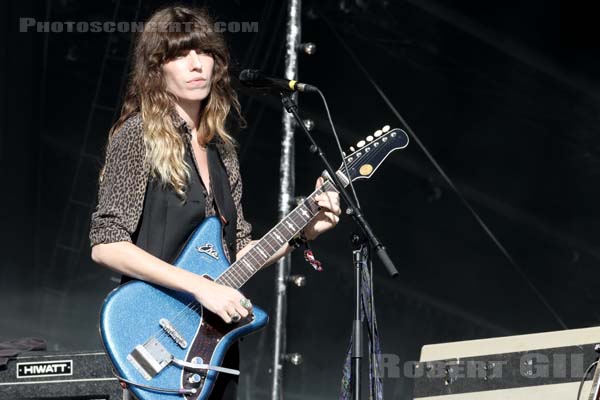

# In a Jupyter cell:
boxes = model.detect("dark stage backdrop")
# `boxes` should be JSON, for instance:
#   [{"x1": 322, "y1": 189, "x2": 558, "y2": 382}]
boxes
[{"x1": 2, "y1": 0, "x2": 600, "y2": 399}]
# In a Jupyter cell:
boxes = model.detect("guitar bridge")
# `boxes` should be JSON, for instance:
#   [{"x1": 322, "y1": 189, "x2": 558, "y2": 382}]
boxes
[
  {"x1": 127, "y1": 337, "x2": 172, "y2": 381},
  {"x1": 160, "y1": 318, "x2": 188, "y2": 349}
]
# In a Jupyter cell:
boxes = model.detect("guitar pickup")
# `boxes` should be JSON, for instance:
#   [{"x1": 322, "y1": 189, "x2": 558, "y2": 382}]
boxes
[{"x1": 127, "y1": 337, "x2": 172, "y2": 381}]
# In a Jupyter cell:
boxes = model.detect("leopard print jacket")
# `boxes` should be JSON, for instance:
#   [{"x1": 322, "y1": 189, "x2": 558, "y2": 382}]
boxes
[{"x1": 89, "y1": 112, "x2": 252, "y2": 256}]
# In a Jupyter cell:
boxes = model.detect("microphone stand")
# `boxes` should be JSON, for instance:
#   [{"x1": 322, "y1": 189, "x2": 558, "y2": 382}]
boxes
[{"x1": 280, "y1": 92, "x2": 397, "y2": 400}]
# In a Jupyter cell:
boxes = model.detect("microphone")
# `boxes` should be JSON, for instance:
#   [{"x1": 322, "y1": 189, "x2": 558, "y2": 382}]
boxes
[{"x1": 238, "y1": 69, "x2": 318, "y2": 93}]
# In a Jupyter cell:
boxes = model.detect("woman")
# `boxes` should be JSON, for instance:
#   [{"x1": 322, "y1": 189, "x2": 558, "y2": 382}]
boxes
[{"x1": 89, "y1": 5, "x2": 340, "y2": 399}]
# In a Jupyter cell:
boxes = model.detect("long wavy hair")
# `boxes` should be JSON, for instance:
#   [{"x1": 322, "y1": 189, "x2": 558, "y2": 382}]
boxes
[{"x1": 108, "y1": 5, "x2": 243, "y2": 197}]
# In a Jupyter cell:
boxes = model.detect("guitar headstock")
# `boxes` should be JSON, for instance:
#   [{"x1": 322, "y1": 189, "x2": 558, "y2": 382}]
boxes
[{"x1": 336, "y1": 125, "x2": 409, "y2": 186}]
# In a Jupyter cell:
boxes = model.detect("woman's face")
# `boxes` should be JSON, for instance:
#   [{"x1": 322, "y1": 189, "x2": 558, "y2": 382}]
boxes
[{"x1": 162, "y1": 49, "x2": 215, "y2": 103}]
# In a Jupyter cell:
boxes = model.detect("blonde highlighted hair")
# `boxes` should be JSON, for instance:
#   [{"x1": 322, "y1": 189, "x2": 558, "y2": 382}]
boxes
[{"x1": 108, "y1": 5, "x2": 244, "y2": 197}]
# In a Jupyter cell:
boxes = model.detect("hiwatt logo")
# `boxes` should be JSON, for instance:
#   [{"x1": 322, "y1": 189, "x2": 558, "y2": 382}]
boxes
[{"x1": 16, "y1": 360, "x2": 73, "y2": 378}]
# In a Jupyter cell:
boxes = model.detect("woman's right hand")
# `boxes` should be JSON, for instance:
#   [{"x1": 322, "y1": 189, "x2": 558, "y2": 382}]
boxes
[{"x1": 192, "y1": 277, "x2": 252, "y2": 324}]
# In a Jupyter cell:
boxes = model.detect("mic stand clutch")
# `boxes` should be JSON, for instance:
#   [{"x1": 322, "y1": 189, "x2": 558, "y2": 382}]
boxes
[{"x1": 280, "y1": 92, "x2": 394, "y2": 400}]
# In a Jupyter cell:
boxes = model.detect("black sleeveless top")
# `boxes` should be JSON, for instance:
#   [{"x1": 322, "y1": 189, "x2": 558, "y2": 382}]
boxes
[{"x1": 133, "y1": 141, "x2": 238, "y2": 266}]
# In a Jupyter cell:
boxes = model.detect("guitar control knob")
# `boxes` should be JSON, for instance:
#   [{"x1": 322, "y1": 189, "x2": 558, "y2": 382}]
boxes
[
  {"x1": 366, "y1": 136, "x2": 374, "y2": 142},
  {"x1": 350, "y1": 146, "x2": 356, "y2": 152},
  {"x1": 374, "y1": 129, "x2": 383, "y2": 137},
  {"x1": 357, "y1": 140, "x2": 366, "y2": 148},
  {"x1": 192, "y1": 357, "x2": 203, "y2": 364},
  {"x1": 189, "y1": 374, "x2": 202, "y2": 384},
  {"x1": 382, "y1": 125, "x2": 390, "y2": 132}
]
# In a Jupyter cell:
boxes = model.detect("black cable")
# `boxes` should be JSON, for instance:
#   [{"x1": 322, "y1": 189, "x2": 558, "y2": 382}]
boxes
[
  {"x1": 577, "y1": 360, "x2": 597, "y2": 400},
  {"x1": 319, "y1": 11, "x2": 569, "y2": 331},
  {"x1": 111, "y1": 369, "x2": 196, "y2": 395},
  {"x1": 314, "y1": 88, "x2": 384, "y2": 398},
  {"x1": 315, "y1": 88, "x2": 361, "y2": 209}
]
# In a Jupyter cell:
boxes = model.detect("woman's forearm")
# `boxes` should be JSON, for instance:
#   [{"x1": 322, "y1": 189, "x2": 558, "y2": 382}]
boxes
[{"x1": 91, "y1": 241, "x2": 208, "y2": 294}]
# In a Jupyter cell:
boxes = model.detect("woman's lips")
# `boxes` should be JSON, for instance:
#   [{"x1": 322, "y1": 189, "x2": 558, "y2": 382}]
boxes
[{"x1": 188, "y1": 78, "x2": 207, "y2": 87}]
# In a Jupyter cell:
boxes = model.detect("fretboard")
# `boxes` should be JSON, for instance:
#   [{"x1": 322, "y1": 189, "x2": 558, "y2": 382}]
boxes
[{"x1": 216, "y1": 179, "x2": 337, "y2": 289}]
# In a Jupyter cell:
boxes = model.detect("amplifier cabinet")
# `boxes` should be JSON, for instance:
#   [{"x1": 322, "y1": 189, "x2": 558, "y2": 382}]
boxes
[
  {"x1": 413, "y1": 326, "x2": 600, "y2": 399},
  {"x1": 0, "y1": 350, "x2": 122, "y2": 399}
]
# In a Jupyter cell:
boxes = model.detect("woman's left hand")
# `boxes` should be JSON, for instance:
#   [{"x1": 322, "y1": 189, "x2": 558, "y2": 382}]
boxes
[{"x1": 303, "y1": 177, "x2": 342, "y2": 241}]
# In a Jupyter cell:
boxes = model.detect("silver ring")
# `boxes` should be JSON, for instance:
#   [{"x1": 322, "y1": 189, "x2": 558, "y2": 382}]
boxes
[
  {"x1": 240, "y1": 298, "x2": 252, "y2": 309},
  {"x1": 231, "y1": 313, "x2": 241, "y2": 323}
]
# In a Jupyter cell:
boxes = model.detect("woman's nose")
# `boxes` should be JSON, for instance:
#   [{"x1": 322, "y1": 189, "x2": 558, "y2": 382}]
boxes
[{"x1": 188, "y1": 50, "x2": 202, "y2": 70}]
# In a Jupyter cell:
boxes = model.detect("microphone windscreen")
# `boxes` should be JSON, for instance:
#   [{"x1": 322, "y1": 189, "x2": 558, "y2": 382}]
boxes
[{"x1": 239, "y1": 69, "x2": 263, "y2": 83}]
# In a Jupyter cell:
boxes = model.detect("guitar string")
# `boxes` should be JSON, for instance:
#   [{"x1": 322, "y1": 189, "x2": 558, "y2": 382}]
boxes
[
  {"x1": 147, "y1": 193, "x2": 323, "y2": 346},
  {"x1": 212, "y1": 141, "x2": 395, "y2": 290},
  {"x1": 148, "y1": 158, "x2": 382, "y2": 349},
  {"x1": 138, "y1": 146, "x2": 391, "y2": 347},
  {"x1": 150, "y1": 153, "x2": 381, "y2": 338},
  {"x1": 147, "y1": 210, "x2": 311, "y2": 348},
  {"x1": 130, "y1": 135, "x2": 398, "y2": 359},
  {"x1": 141, "y1": 143, "x2": 387, "y2": 347},
  {"x1": 214, "y1": 181, "x2": 334, "y2": 285},
  {"x1": 145, "y1": 198, "x2": 316, "y2": 343},
  {"x1": 151, "y1": 183, "x2": 332, "y2": 340}
]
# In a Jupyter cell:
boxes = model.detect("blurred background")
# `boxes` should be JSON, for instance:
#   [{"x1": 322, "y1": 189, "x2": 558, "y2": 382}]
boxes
[{"x1": 2, "y1": 0, "x2": 600, "y2": 398}]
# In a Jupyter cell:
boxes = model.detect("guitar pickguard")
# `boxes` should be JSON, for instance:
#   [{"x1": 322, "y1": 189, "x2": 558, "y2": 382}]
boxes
[{"x1": 180, "y1": 309, "x2": 255, "y2": 399}]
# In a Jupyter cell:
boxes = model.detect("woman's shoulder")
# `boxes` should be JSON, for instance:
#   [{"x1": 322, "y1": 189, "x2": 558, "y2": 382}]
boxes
[
  {"x1": 104, "y1": 113, "x2": 146, "y2": 161},
  {"x1": 112, "y1": 112, "x2": 143, "y2": 141}
]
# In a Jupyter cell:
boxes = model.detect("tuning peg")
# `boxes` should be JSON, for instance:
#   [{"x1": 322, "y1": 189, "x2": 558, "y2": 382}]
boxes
[
  {"x1": 350, "y1": 146, "x2": 356, "y2": 152},
  {"x1": 382, "y1": 125, "x2": 390, "y2": 133},
  {"x1": 374, "y1": 129, "x2": 383, "y2": 137},
  {"x1": 366, "y1": 136, "x2": 374, "y2": 142},
  {"x1": 342, "y1": 151, "x2": 346, "y2": 157},
  {"x1": 357, "y1": 140, "x2": 366, "y2": 148}
]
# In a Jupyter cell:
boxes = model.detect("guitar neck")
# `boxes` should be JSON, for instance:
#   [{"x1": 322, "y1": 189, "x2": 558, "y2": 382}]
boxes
[{"x1": 216, "y1": 179, "x2": 338, "y2": 289}]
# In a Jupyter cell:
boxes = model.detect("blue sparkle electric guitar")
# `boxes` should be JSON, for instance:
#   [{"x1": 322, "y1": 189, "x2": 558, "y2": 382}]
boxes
[{"x1": 99, "y1": 126, "x2": 409, "y2": 399}]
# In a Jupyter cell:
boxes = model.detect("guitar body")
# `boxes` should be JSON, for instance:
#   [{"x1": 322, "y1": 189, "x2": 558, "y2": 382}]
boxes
[{"x1": 100, "y1": 216, "x2": 268, "y2": 400}]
